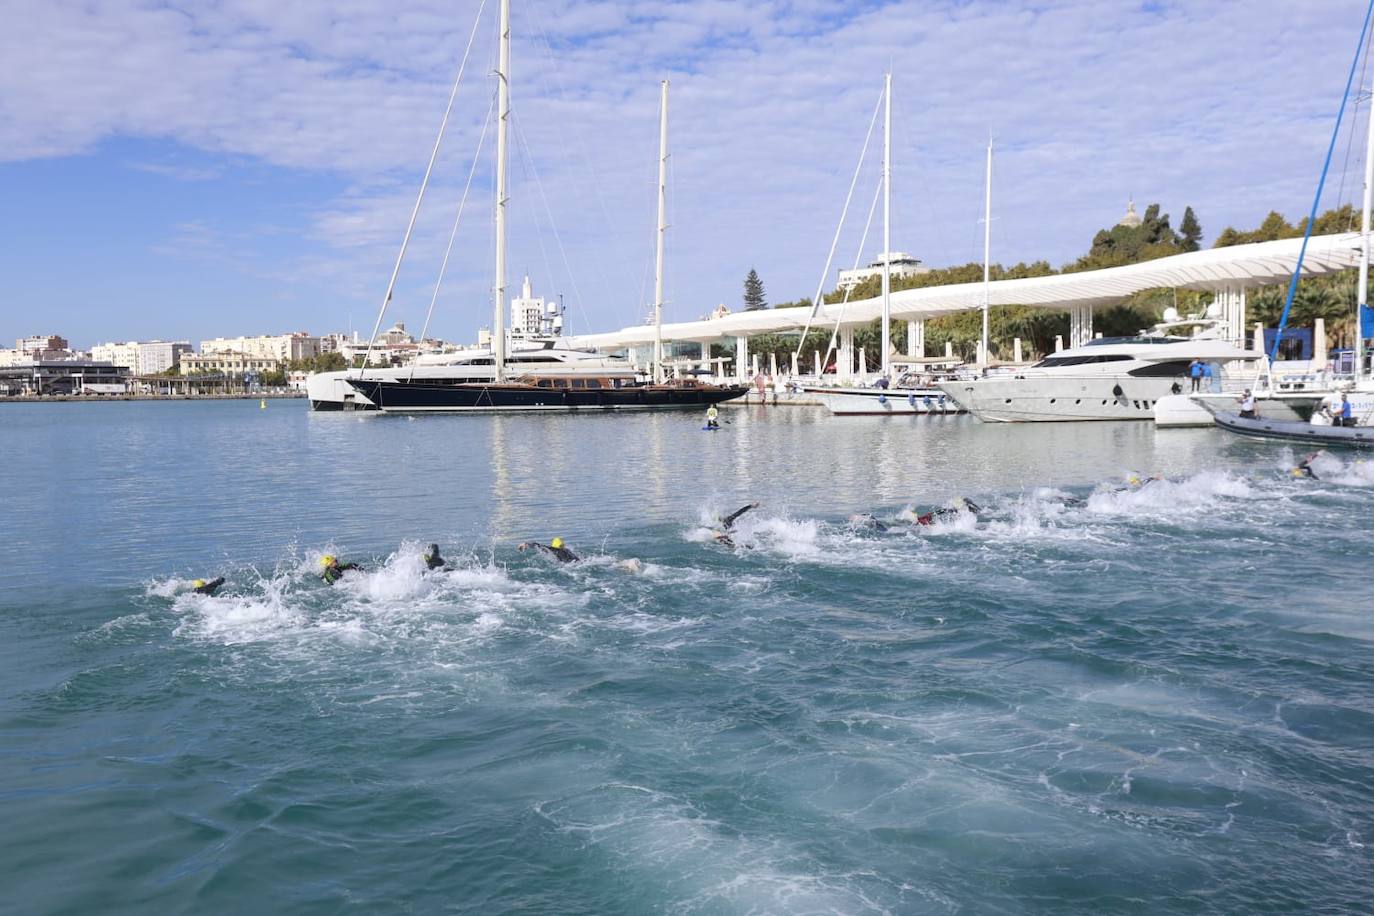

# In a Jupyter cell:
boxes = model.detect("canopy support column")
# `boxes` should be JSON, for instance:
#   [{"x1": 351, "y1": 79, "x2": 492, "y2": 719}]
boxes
[
  {"x1": 907, "y1": 319, "x2": 924, "y2": 358},
  {"x1": 735, "y1": 336, "x2": 748, "y2": 382}
]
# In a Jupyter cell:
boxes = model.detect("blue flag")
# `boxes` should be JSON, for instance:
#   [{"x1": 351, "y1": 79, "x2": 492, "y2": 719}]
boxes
[{"x1": 1363, "y1": 304, "x2": 1374, "y2": 340}]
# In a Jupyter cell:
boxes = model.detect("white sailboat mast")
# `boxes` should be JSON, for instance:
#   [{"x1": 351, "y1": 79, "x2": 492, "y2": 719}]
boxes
[
  {"x1": 1358, "y1": 93, "x2": 1374, "y2": 384},
  {"x1": 654, "y1": 80, "x2": 669, "y2": 383},
  {"x1": 981, "y1": 137, "x2": 993, "y2": 367},
  {"x1": 881, "y1": 72, "x2": 892, "y2": 380},
  {"x1": 493, "y1": 0, "x2": 511, "y2": 382}
]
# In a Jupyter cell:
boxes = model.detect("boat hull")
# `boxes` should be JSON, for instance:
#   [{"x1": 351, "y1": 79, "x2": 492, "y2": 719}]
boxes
[
  {"x1": 805, "y1": 387, "x2": 962, "y2": 415},
  {"x1": 937, "y1": 375, "x2": 1185, "y2": 422},
  {"x1": 1207, "y1": 409, "x2": 1374, "y2": 448},
  {"x1": 346, "y1": 379, "x2": 749, "y2": 412}
]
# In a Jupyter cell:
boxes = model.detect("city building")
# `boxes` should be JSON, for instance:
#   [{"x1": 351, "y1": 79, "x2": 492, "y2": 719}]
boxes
[
  {"x1": 509, "y1": 276, "x2": 564, "y2": 338},
  {"x1": 180, "y1": 350, "x2": 282, "y2": 377},
  {"x1": 0, "y1": 359, "x2": 129, "y2": 396},
  {"x1": 200, "y1": 332, "x2": 321, "y2": 363},
  {"x1": 836, "y1": 252, "x2": 931, "y2": 293},
  {"x1": 1118, "y1": 198, "x2": 1143, "y2": 228},
  {"x1": 91, "y1": 340, "x2": 193, "y2": 376},
  {"x1": 16, "y1": 334, "x2": 70, "y2": 354},
  {"x1": 339, "y1": 323, "x2": 420, "y2": 366}
]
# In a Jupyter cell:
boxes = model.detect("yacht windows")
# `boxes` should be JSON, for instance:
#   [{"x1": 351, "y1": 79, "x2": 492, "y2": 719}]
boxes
[
  {"x1": 1031, "y1": 354, "x2": 1134, "y2": 368},
  {"x1": 584, "y1": 379, "x2": 602, "y2": 389},
  {"x1": 1127, "y1": 360, "x2": 1194, "y2": 377},
  {"x1": 1082, "y1": 336, "x2": 1177, "y2": 347}
]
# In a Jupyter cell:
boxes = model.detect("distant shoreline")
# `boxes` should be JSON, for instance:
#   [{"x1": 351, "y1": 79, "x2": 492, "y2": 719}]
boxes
[{"x1": 0, "y1": 393, "x2": 307, "y2": 403}]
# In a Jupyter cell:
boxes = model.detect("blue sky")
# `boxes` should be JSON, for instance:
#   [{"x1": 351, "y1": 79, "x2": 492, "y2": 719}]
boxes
[{"x1": 0, "y1": 0, "x2": 1368, "y2": 348}]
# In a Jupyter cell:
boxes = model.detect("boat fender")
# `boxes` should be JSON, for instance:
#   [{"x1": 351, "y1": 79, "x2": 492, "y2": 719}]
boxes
[
  {"x1": 1112, "y1": 384, "x2": 1124, "y2": 398},
  {"x1": 878, "y1": 394, "x2": 887, "y2": 404},
  {"x1": 908, "y1": 393, "x2": 916, "y2": 406}
]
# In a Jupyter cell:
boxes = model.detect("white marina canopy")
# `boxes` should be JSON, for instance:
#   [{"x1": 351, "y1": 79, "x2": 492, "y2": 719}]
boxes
[{"x1": 570, "y1": 232, "x2": 1360, "y2": 350}]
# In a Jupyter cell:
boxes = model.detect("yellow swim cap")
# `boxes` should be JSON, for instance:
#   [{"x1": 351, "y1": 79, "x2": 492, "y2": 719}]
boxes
[
  {"x1": 321, "y1": 555, "x2": 336, "y2": 567},
  {"x1": 1128, "y1": 475, "x2": 1141, "y2": 486},
  {"x1": 193, "y1": 579, "x2": 205, "y2": 588},
  {"x1": 551, "y1": 537, "x2": 564, "y2": 549}
]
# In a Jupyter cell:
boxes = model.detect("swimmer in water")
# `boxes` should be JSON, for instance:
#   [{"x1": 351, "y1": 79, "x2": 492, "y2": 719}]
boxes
[
  {"x1": 1290, "y1": 451, "x2": 1323, "y2": 480},
  {"x1": 1113, "y1": 474, "x2": 1162, "y2": 492},
  {"x1": 719, "y1": 502, "x2": 760, "y2": 531},
  {"x1": 615, "y1": 558, "x2": 646, "y2": 574},
  {"x1": 191, "y1": 577, "x2": 225, "y2": 596},
  {"x1": 423, "y1": 543, "x2": 446, "y2": 570},
  {"x1": 708, "y1": 502, "x2": 761, "y2": 548},
  {"x1": 848, "y1": 513, "x2": 890, "y2": 531},
  {"x1": 901, "y1": 498, "x2": 981, "y2": 526},
  {"x1": 320, "y1": 555, "x2": 363, "y2": 585},
  {"x1": 518, "y1": 537, "x2": 579, "y2": 563}
]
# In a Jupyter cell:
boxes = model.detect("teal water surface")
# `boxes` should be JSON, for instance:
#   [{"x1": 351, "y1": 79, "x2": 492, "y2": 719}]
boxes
[{"x1": 3, "y1": 400, "x2": 1373, "y2": 913}]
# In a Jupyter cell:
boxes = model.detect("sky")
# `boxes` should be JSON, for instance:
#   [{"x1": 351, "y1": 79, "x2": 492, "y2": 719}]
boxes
[{"x1": 1, "y1": 0, "x2": 1371, "y2": 348}]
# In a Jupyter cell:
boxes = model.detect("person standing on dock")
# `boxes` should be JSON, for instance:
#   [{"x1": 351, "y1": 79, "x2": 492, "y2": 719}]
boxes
[{"x1": 1188, "y1": 360, "x2": 1203, "y2": 392}]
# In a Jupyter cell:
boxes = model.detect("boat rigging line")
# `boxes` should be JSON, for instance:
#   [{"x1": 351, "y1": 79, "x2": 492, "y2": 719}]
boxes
[
  {"x1": 1268, "y1": 0, "x2": 1374, "y2": 367},
  {"x1": 789, "y1": 83, "x2": 886, "y2": 374},
  {"x1": 411, "y1": 90, "x2": 496, "y2": 381},
  {"x1": 361, "y1": 0, "x2": 489, "y2": 375}
]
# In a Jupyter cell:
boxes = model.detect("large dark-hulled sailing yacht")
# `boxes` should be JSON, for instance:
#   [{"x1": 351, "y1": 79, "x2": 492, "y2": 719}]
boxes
[
  {"x1": 332, "y1": 0, "x2": 745, "y2": 414},
  {"x1": 347, "y1": 374, "x2": 743, "y2": 412}
]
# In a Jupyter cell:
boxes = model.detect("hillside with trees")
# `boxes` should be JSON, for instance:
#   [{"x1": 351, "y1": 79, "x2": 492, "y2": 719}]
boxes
[{"x1": 745, "y1": 203, "x2": 1362, "y2": 370}]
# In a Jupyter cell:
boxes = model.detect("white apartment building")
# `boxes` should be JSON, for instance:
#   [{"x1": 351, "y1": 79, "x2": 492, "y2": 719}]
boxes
[
  {"x1": 339, "y1": 323, "x2": 418, "y2": 366},
  {"x1": 836, "y1": 251, "x2": 931, "y2": 293},
  {"x1": 91, "y1": 340, "x2": 194, "y2": 376},
  {"x1": 509, "y1": 276, "x2": 563, "y2": 338},
  {"x1": 17, "y1": 334, "x2": 69, "y2": 354},
  {"x1": 200, "y1": 332, "x2": 321, "y2": 363}
]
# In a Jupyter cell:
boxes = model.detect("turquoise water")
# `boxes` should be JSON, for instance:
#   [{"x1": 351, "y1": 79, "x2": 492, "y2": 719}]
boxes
[{"x1": 4, "y1": 400, "x2": 1373, "y2": 913}]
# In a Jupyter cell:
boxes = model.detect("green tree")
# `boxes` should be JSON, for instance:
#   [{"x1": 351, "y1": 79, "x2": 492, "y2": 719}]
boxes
[
  {"x1": 743, "y1": 269, "x2": 767, "y2": 310},
  {"x1": 1179, "y1": 206, "x2": 1202, "y2": 251}
]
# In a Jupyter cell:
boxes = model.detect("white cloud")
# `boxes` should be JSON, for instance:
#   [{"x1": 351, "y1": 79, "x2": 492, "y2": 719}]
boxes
[{"x1": 0, "y1": 0, "x2": 1367, "y2": 339}]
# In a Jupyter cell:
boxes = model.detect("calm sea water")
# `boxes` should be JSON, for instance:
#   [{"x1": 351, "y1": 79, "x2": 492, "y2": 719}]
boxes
[{"x1": 3, "y1": 399, "x2": 1373, "y2": 914}]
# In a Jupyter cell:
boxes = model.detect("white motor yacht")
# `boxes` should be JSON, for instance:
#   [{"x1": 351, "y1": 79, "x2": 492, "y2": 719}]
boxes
[{"x1": 937, "y1": 312, "x2": 1261, "y2": 423}]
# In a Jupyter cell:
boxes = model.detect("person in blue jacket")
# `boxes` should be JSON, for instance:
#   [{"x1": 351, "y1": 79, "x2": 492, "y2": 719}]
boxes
[{"x1": 1188, "y1": 359, "x2": 1203, "y2": 392}]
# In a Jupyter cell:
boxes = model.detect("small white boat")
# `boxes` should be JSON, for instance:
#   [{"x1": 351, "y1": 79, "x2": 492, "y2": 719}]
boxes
[{"x1": 808, "y1": 384, "x2": 960, "y2": 415}]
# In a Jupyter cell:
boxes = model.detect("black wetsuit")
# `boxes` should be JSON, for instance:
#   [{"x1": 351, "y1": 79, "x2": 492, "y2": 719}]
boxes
[
  {"x1": 193, "y1": 577, "x2": 225, "y2": 596},
  {"x1": 720, "y1": 503, "x2": 758, "y2": 531},
  {"x1": 1293, "y1": 464, "x2": 1318, "y2": 480},
  {"x1": 424, "y1": 546, "x2": 446, "y2": 570},
  {"x1": 915, "y1": 500, "x2": 981, "y2": 526},
  {"x1": 850, "y1": 513, "x2": 889, "y2": 532},
  {"x1": 534, "y1": 543, "x2": 579, "y2": 563},
  {"x1": 321, "y1": 562, "x2": 361, "y2": 585}
]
